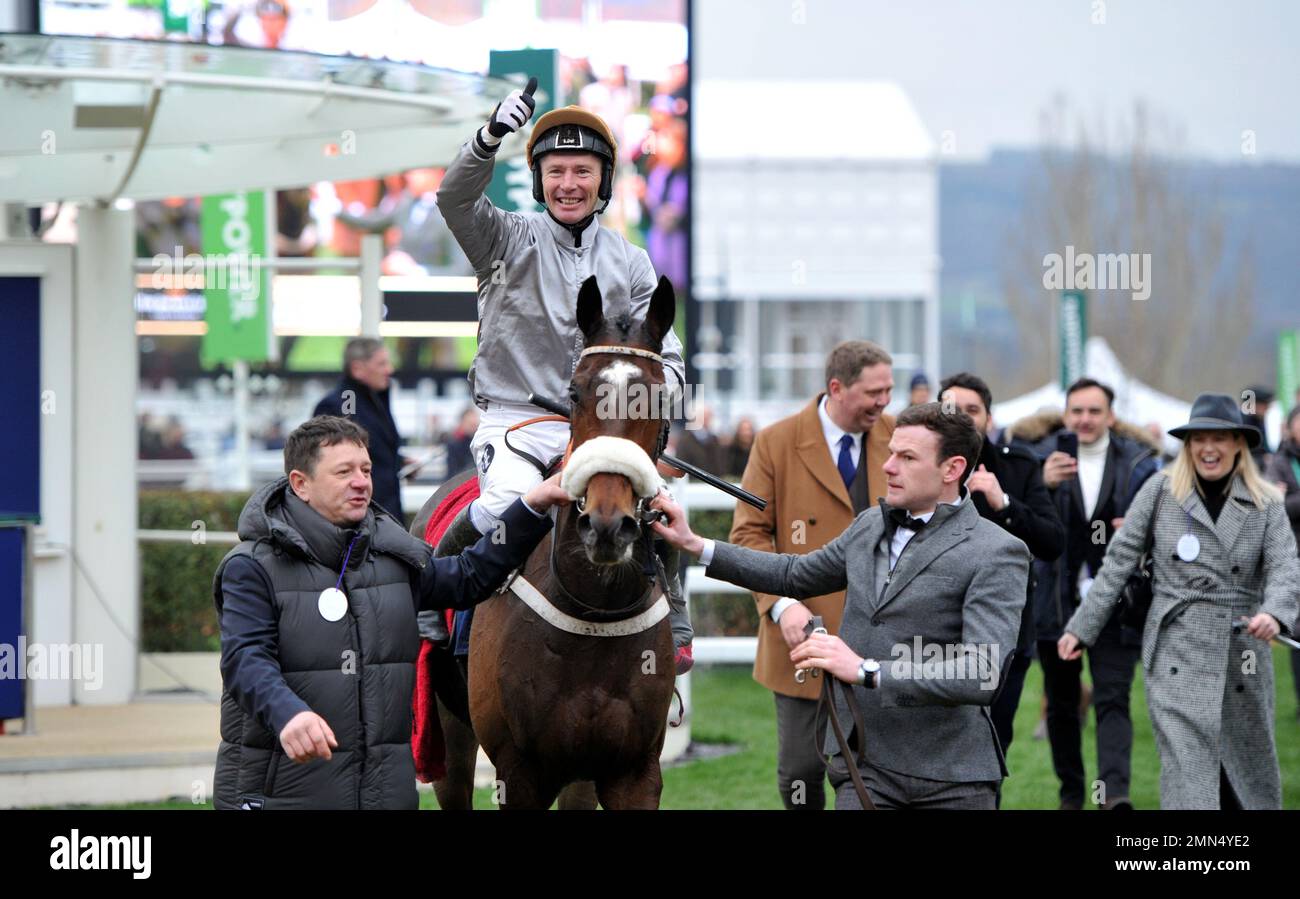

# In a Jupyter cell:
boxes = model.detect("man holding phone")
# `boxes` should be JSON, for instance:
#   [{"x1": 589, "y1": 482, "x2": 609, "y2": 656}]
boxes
[{"x1": 1032, "y1": 378, "x2": 1158, "y2": 809}]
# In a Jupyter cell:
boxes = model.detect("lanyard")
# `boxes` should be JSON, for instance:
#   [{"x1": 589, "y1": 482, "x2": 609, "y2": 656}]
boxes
[
  {"x1": 336, "y1": 534, "x2": 360, "y2": 591},
  {"x1": 319, "y1": 534, "x2": 360, "y2": 623}
]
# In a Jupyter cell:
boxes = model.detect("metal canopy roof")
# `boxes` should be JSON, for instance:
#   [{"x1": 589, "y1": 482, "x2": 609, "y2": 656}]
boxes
[{"x1": 0, "y1": 33, "x2": 529, "y2": 203}]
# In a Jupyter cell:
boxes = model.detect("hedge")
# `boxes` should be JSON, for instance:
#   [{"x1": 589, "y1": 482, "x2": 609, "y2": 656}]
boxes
[
  {"x1": 139, "y1": 492, "x2": 755, "y2": 651},
  {"x1": 140, "y1": 490, "x2": 251, "y2": 652},
  {"x1": 684, "y1": 508, "x2": 760, "y2": 637}
]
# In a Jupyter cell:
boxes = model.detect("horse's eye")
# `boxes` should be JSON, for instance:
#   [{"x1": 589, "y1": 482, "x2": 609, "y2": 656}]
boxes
[{"x1": 568, "y1": 384, "x2": 581, "y2": 405}]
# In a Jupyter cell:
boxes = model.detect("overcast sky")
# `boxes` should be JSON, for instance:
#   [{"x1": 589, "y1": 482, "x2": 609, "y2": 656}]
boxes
[{"x1": 694, "y1": 0, "x2": 1300, "y2": 163}]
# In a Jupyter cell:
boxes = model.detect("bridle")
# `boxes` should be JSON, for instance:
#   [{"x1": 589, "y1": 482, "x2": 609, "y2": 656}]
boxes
[
  {"x1": 500, "y1": 341, "x2": 671, "y2": 609},
  {"x1": 507, "y1": 344, "x2": 670, "y2": 481},
  {"x1": 565, "y1": 343, "x2": 671, "y2": 528}
]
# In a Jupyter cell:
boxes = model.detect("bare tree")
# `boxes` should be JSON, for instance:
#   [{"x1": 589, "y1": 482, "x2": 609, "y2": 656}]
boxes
[{"x1": 1000, "y1": 96, "x2": 1255, "y2": 400}]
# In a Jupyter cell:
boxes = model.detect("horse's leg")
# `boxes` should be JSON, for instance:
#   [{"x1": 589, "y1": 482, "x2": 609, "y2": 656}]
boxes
[
  {"x1": 491, "y1": 749, "x2": 560, "y2": 811},
  {"x1": 596, "y1": 761, "x2": 664, "y2": 811},
  {"x1": 432, "y1": 693, "x2": 480, "y2": 810},
  {"x1": 556, "y1": 780, "x2": 599, "y2": 810}
]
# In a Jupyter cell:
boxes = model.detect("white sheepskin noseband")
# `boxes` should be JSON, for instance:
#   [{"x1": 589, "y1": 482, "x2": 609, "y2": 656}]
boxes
[{"x1": 561, "y1": 436, "x2": 663, "y2": 500}]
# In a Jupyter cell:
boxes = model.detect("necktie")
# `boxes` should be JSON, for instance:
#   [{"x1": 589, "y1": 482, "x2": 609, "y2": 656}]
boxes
[{"x1": 837, "y1": 433, "x2": 856, "y2": 489}]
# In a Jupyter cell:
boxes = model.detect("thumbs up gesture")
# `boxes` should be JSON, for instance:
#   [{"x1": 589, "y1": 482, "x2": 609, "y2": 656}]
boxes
[{"x1": 484, "y1": 76, "x2": 538, "y2": 141}]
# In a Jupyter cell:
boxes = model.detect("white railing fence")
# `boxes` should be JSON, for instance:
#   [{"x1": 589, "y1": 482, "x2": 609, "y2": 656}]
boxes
[{"x1": 138, "y1": 477, "x2": 760, "y2": 666}]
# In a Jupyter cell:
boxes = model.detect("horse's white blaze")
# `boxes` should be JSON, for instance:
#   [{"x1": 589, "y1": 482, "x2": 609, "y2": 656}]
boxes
[{"x1": 599, "y1": 360, "x2": 642, "y2": 391}]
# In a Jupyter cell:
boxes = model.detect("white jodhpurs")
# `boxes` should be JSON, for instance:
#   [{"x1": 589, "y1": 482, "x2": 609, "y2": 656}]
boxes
[{"x1": 468, "y1": 401, "x2": 571, "y2": 534}]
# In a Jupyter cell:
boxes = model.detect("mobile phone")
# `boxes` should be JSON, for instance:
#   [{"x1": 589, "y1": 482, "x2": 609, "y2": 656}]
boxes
[{"x1": 1056, "y1": 432, "x2": 1079, "y2": 459}]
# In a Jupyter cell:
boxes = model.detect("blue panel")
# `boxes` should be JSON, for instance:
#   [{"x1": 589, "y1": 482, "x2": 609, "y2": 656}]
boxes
[
  {"x1": 0, "y1": 276, "x2": 41, "y2": 520},
  {"x1": 0, "y1": 528, "x2": 24, "y2": 719}
]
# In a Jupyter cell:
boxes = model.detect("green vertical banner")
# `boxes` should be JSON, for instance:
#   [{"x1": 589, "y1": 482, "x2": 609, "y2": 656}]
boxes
[
  {"x1": 161, "y1": 0, "x2": 199, "y2": 35},
  {"x1": 1279, "y1": 329, "x2": 1299, "y2": 414},
  {"x1": 486, "y1": 49, "x2": 558, "y2": 213},
  {"x1": 1059, "y1": 290, "x2": 1088, "y2": 389},
  {"x1": 201, "y1": 191, "x2": 271, "y2": 366}
]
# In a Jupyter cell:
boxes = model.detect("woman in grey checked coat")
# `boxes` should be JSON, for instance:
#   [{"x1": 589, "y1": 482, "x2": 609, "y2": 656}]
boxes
[{"x1": 1059, "y1": 394, "x2": 1299, "y2": 809}]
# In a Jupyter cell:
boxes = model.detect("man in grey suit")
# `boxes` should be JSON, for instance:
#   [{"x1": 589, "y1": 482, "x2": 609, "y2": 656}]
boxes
[{"x1": 652, "y1": 403, "x2": 1031, "y2": 809}]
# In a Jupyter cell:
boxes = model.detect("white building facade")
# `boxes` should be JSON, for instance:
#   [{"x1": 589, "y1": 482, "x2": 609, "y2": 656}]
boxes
[{"x1": 693, "y1": 80, "x2": 940, "y2": 423}]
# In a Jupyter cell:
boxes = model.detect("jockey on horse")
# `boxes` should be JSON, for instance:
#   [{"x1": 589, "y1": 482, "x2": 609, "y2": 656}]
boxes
[{"x1": 432, "y1": 78, "x2": 694, "y2": 672}]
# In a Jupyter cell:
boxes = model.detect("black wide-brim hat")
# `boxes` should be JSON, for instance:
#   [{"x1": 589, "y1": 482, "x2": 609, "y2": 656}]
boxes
[{"x1": 1168, "y1": 392, "x2": 1262, "y2": 448}]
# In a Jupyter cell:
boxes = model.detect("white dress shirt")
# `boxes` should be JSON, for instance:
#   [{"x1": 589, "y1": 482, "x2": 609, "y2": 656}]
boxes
[
  {"x1": 1076, "y1": 430, "x2": 1109, "y2": 520},
  {"x1": 888, "y1": 493, "x2": 965, "y2": 570},
  {"x1": 1075, "y1": 429, "x2": 1110, "y2": 595},
  {"x1": 817, "y1": 394, "x2": 863, "y2": 471}
]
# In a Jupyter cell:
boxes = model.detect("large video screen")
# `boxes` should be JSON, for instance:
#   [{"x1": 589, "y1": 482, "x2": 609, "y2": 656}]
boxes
[{"x1": 40, "y1": 0, "x2": 689, "y2": 297}]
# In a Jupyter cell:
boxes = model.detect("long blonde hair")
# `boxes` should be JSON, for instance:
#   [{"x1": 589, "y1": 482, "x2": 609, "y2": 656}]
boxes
[{"x1": 1164, "y1": 432, "x2": 1281, "y2": 510}]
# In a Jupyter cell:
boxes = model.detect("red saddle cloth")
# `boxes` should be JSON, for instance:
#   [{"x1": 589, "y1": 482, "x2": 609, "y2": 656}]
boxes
[{"x1": 411, "y1": 477, "x2": 480, "y2": 784}]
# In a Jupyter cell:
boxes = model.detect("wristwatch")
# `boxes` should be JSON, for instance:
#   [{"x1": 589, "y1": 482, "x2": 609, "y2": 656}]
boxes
[{"x1": 857, "y1": 658, "x2": 881, "y2": 688}]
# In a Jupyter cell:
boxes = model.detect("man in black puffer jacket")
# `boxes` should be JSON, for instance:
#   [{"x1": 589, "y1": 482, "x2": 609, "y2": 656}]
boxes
[{"x1": 213, "y1": 415, "x2": 568, "y2": 809}]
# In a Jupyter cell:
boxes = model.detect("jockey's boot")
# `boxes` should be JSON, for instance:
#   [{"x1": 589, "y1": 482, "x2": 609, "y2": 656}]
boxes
[
  {"x1": 654, "y1": 537, "x2": 694, "y2": 675},
  {"x1": 416, "y1": 507, "x2": 483, "y2": 646}
]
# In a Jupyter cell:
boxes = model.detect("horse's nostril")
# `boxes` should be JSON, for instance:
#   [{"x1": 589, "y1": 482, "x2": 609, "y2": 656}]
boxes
[{"x1": 579, "y1": 509, "x2": 639, "y2": 548}]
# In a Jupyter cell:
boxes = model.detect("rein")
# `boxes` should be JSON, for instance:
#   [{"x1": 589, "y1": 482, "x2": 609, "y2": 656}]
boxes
[
  {"x1": 503, "y1": 414, "x2": 571, "y2": 478},
  {"x1": 818, "y1": 676, "x2": 876, "y2": 810},
  {"x1": 806, "y1": 615, "x2": 877, "y2": 810}
]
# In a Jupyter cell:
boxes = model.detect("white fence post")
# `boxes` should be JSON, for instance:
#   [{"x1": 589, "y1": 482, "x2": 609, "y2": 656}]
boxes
[{"x1": 680, "y1": 478, "x2": 758, "y2": 666}]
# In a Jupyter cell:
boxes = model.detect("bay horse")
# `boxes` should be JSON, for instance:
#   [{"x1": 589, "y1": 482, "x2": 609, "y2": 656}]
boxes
[{"x1": 411, "y1": 274, "x2": 678, "y2": 810}]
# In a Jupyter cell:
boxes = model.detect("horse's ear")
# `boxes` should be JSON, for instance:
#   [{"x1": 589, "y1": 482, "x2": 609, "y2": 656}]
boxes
[
  {"x1": 577, "y1": 276, "x2": 603, "y2": 342},
  {"x1": 644, "y1": 276, "x2": 676, "y2": 347}
]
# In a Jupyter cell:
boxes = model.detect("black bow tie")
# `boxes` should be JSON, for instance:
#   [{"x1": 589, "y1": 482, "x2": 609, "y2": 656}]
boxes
[{"x1": 888, "y1": 508, "x2": 929, "y2": 533}]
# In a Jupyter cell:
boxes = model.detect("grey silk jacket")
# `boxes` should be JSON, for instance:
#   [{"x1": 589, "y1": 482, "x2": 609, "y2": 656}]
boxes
[{"x1": 436, "y1": 135, "x2": 686, "y2": 409}]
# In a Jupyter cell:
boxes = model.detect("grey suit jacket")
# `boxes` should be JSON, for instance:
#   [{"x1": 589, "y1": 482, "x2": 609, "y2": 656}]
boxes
[{"x1": 708, "y1": 495, "x2": 1031, "y2": 783}]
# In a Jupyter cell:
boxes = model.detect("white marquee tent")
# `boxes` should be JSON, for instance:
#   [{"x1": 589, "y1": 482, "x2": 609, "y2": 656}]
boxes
[{"x1": 990, "y1": 337, "x2": 1284, "y2": 456}]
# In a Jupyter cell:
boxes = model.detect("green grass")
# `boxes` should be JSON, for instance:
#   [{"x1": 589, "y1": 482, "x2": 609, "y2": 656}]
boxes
[
  {"x1": 667, "y1": 647, "x2": 1300, "y2": 810},
  {"x1": 82, "y1": 645, "x2": 1300, "y2": 810},
  {"x1": 661, "y1": 665, "x2": 800, "y2": 809},
  {"x1": 372, "y1": 643, "x2": 1300, "y2": 810},
  {"x1": 1000, "y1": 655, "x2": 1151, "y2": 809},
  {"x1": 1003, "y1": 644, "x2": 1300, "y2": 809}
]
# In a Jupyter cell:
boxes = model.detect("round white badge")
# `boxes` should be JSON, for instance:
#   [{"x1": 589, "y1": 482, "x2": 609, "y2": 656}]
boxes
[
  {"x1": 1176, "y1": 533, "x2": 1200, "y2": 563},
  {"x1": 318, "y1": 587, "x2": 348, "y2": 622}
]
